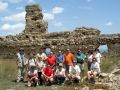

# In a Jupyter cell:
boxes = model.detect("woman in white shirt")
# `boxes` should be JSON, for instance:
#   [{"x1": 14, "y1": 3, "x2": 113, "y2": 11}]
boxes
[
  {"x1": 87, "y1": 50, "x2": 94, "y2": 71},
  {"x1": 87, "y1": 58, "x2": 100, "y2": 83},
  {"x1": 95, "y1": 49, "x2": 102, "y2": 64}
]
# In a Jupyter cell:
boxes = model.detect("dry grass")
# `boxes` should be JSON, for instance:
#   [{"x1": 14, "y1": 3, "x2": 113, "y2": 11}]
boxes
[{"x1": 0, "y1": 55, "x2": 120, "y2": 90}]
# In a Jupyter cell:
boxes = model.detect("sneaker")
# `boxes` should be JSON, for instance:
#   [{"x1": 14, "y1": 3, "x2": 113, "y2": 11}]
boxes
[
  {"x1": 16, "y1": 80, "x2": 20, "y2": 83},
  {"x1": 28, "y1": 82, "x2": 31, "y2": 87}
]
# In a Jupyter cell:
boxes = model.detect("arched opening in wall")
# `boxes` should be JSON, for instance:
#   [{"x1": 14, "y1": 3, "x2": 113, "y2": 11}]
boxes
[{"x1": 98, "y1": 45, "x2": 108, "y2": 54}]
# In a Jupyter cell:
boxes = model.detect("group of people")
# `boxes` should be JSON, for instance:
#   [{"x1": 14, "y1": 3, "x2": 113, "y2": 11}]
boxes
[{"x1": 16, "y1": 48, "x2": 102, "y2": 87}]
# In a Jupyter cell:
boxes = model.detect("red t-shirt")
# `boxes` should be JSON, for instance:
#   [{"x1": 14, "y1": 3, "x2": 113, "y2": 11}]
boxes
[
  {"x1": 43, "y1": 67, "x2": 54, "y2": 77},
  {"x1": 47, "y1": 55, "x2": 56, "y2": 66}
]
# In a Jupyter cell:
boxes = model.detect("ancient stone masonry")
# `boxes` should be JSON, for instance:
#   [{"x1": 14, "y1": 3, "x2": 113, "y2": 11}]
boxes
[{"x1": 0, "y1": 4, "x2": 120, "y2": 58}]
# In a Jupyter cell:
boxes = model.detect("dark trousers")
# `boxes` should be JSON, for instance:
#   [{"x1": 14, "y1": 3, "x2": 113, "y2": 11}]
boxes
[
  {"x1": 56, "y1": 77, "x2": 65, "y2": 84},
  {"x1": 88, "y1": 61, "x2": 92, "y2": 71},
  {"x1": 38, "y1": 72, "x2": 43, "y2": 85}
]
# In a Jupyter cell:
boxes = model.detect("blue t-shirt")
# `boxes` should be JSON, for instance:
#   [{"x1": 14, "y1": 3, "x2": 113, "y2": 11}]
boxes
[{"x1": 56, "y1": 54, "x2": 64, "y2": 63}]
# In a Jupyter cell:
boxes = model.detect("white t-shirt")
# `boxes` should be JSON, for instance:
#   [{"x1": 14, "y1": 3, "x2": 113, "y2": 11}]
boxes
[
  {"x1": 36, "y1": 61, "x2": 44, "y2": 72},
  {"x1": 55, "y1": 68, "x2": 65, "y2": 77},
  {"x1": 36, "y1": 53, "x2": 47, "y2": 60},
  {"x1": 28, "y1": 58, "x2": 36, "y2": 68},
  {"x1": 95, "y1": 53, "x2": 102, "y2": 63},
  {"x1": 88, "y1": 54, "x2": 93, "y2": 62},
  {"x1": 91, "y1": 62, "x2": 100, "y2": 73},
  {"x1": 70, "y1": 65, "x2": 81, "y2": 75},
  {"x1": 28, "y1": 70, "x2": 38, "y2": 77}
]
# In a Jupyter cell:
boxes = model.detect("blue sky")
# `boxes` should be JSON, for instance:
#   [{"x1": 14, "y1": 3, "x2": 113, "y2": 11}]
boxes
[{"x1": 0, "y1": 0, "x2": 120, "y2": 36}]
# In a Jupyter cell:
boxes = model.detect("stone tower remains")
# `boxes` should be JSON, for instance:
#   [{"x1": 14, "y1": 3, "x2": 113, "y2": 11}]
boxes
[{"x1": 24, "y1": 4, "x2": 48, "y2": 35}]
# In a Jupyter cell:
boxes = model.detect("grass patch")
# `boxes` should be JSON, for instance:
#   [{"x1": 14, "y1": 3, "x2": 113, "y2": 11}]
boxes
[{"x1": 0, "y1": 56, "x2": 120, "y2": 90}]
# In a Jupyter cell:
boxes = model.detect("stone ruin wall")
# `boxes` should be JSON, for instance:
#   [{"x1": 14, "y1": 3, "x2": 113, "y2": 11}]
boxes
[{"x1": 0, "y1": 4, "x2": 120, "y2": 59}]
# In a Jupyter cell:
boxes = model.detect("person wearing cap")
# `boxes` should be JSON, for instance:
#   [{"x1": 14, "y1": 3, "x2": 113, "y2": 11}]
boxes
[
  {"x1": 56, "y1": 50, "x2": 64, "y2": 66},
  {"x1": 87, "y1": 58, "x2": 100, "y2": 83},
  {"x1": 27, "y1": 65, "x2": 38, "y2": 87},
  {"x1": 54, "y1": 63, "x2": 66, "y2": 85},
  {"x1": 41, "y1": 64, "x2": 54, "y2": 85},
  {"x1": 16, "y1": 48, "x2": 26, "y2": 82},
  {"x1": 64, "y1": 48, "x2": 74, "y2": 76},
  {"x1": 75, "y1": 49, "x2": 86, "y2": 71},
  {"x1": 68, "y1": 60, "x2": 81, "y2": 83},
  {"x1": 46, "y1": 52, "x2": 56, "y2": 69}
]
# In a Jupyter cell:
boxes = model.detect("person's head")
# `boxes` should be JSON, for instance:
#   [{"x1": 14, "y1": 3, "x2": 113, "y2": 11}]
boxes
[
  {"x1": 77, "y1": 49, "x2": 82, "y2": 54},
  {"x1": 57, "y1": 50, "x2": 62, "y2": 55},
  {"x1": 73, "y1": 60, "x2": 77, "y2": 66},
  {"x1": 66, "y1": 48, "x2": 70, "y2": 54},
  {"x1": 30, "y1": 65, "x2": 36, "y2": 71},
  {"x1": 39, "y1": 48, "x2": 44, "y2": 54},
  {"x1": 46, "y1": 64, "x2": 51, "y2": 69},
  {"x1": 19, "y1": 48, "x2": 24, "y2": 54},
  {"x1": 49, "y1": 52, "x2": 53, "y2": 57},
  {"x1": 92, "y1": 58, "x2": 97, "y2": 63},
  {"x1": 95, "y1": 48, "x2": 100, "y2": 53},
  {"x1": 88, "y1": 50, "x2": 93, "y2": 55},
  {"x1": 58, "y1": 63, "x2": 63, "y2": 70},
  {"x1": 37, "y1": 56, "x2": 42, "y2": 61}
]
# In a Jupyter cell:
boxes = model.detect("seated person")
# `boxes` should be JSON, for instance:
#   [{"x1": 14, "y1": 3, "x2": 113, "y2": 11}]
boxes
[
  {"x1": 41, "y1": 64, "x2": 54, "y2": 85},
  {"x1": 87, "y1": 58, "x2": 100, "y2": 83},
  {"x1": 68, "y1": 61, "x2": 81, "y2": 83},
  {"x1": 54, "y1": 63, "x2": 66, "y2": 85},
  {"x1": 27, "y1": 65, "x2": 38, "y2": 87}
]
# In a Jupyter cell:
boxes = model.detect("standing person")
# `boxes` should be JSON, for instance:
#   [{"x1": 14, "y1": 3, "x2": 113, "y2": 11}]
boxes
[
  {"x1": 16, "y1": 48, "x2": 26, "y2": 82},
  {"x1": 28, "y1": 52, "x2": 37, "y2": 70},
  {"x1": 36, "y1": 48, "x2": 47, "y2": 61},
  {"x1": 87, "y1": 50, "x2": 94, "y2": 71},
  {"x1": 95, "y1": 49, "x2": 102, "y2": 64},
  {"x1": 87, "y1": 58, "x2": 100, "y2": 83},
  {"x1": 75, "y1": 50, "x2": 86, "y2": 71},
  {"x1": 64, "y1": 49, "x2": 74, "y2": 76},
  {"x1": 36, "y1": 56, "x2": 44, "y2": 85},
  {"x1": 56, "y1": 50, "x2": 64, "y2": 66},
  {"x1": 46, "y1": 52, "x2": 56, "y2": 69},
  {"x1": 68, "y1": 61, "x2": 81, "y2": 83}
]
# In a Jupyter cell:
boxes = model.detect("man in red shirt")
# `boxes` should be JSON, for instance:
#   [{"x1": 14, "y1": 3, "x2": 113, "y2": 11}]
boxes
[
  {"x1": 47, "y1": 52, "x2": 56, "y2": 68},
  {"x1": 41, "y1": 64, "x2": 54, "y2": 85}
]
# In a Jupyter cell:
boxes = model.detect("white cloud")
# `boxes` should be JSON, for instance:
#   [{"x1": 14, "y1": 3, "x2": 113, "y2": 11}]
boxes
[
  {"x1": 52, "y1": 7, "x2": 64, "y2": 14},
  {"x1": 105, "y1": 21, "x2": 113, "y2": 26},
  {"x1": 0, "y1": 1, "x2": 8, "y2": 12},
  {"x1": 43, "y1": 12, "x2": 54, "y2": 20},
  {"x1": 1, "y1": 12, "x2": 26, "y2": 22},
  {"x1": 0, "y1": 23, "x2": 25, "y2": 31},
  {"x1": 26, "y1": 0, "x2": 35, "y2": 3},
  {"x1": 53, "y1": 21, "x2": 63, "y2": 27},
  {"x1": 4, "y1": 0, "x2": 22, "y2": 3},
  {"x1": 16, "y1": 6, "x2": 24, "y2": 10}
]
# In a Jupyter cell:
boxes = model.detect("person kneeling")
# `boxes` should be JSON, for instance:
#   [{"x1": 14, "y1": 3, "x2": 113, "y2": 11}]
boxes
[
  {"x1": 54, "y1": 63, "x2": 66, "y2": 85},
  {"x1": 68, "y1": 61, "x2": 81, "y2": 83},
  {"x1": 87, "y1": 58, "x2": 100, "y2": 83},
  {"x1": 27, "y1": 65, "x2": 38, "y2": 87},
  {"x1": 41, "y1": 64, "x2": 54, "y2": 85}
]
